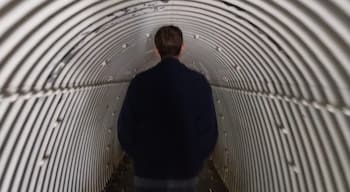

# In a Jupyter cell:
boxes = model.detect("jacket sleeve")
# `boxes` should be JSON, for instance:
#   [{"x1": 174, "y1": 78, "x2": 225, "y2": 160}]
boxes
[
  {"x1": 197, "y1": 76, "x2": 218, "y2": 160},
  {"x1": 117, "y1": 80, "x2": 136, "y2": 157}
]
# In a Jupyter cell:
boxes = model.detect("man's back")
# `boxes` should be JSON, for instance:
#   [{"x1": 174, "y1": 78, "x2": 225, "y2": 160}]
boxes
[{"x1": 118, "y1": 57, "x2": 218, "y2": 180}]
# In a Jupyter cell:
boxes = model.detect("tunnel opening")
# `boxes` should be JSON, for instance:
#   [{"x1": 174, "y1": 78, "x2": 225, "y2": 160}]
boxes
[{"x1": 0, "y1": 1, "x2": 349, "y2": 192}]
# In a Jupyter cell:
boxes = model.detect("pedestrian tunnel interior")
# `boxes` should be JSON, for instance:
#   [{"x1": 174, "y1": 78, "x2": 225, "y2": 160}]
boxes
[{"x1": 0, "y1": 1, "x2": 349, "y2": 192}]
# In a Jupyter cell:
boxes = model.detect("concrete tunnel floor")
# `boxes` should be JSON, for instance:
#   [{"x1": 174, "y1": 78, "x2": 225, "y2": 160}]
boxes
[{"x1": 103, "y1": 156, "x2": 229, "y2": 192}]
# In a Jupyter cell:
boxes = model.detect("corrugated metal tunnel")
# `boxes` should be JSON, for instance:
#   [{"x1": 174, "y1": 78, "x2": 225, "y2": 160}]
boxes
[{"x1": 1, "y1": 0, "x2": 349, "y2": 191}]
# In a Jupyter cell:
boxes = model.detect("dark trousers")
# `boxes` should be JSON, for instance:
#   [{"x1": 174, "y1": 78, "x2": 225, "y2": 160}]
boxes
[{"x1": 134, "y1": 176, "x2": 198, "y2": 192}]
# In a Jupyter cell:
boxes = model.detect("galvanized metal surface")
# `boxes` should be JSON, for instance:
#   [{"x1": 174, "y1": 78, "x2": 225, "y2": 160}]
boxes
[{"x1": 0, "y1": 0, "x2": 349, "y2": 191}]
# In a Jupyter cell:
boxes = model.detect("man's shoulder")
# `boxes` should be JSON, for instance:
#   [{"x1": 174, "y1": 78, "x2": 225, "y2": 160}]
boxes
[
  {"x1": 131, "y1": 62, "x2": 208, "y2": 85},
  {"x1": 128, "y1": 66, "x2": 156, "y2": 88},
  {"x1": 131, "y1": 66, "x2": 154, "y2": 82},
  {"x1": 185, "y1": 67, "x2": 209, "y2": 84}
]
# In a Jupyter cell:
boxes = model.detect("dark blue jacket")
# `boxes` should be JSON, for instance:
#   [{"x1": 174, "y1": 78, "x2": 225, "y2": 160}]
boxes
[{"x1": 118, "y1": 57, "x2": 218, "y2": 180}]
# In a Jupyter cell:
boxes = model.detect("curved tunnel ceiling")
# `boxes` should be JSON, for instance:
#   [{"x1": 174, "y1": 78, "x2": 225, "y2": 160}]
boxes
[{"x1": 0, "y1": 0, "x2": 349, "y2": 191}]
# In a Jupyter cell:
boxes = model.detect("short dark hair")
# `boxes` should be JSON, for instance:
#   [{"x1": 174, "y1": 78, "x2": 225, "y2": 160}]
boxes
[{"x1": 154, "y1": 25, "x2": 183, "y2": 58}]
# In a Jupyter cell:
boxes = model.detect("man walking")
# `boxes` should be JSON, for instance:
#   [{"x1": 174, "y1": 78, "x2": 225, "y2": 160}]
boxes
[{"x1": 118, "y1": 25, "x2": 218, "y2": 192}]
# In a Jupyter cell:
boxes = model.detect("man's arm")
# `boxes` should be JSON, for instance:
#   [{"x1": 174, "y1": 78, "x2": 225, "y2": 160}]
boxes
[
  {"x1": 197, "y1": 76, "x2": 218, "y2": 160},
  {"x1": 117, "y1": 81, "x2": 136, "y2": 157}
]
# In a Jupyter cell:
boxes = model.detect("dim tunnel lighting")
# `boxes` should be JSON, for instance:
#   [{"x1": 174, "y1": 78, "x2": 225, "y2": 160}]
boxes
[{"x1": 0, "y1": 1, "x2": 349, "y2": 192}]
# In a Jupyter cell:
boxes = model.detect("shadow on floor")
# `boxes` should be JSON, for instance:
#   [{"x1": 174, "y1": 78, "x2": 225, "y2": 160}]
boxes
[{"x1": 103, "y1": 156, "x2": 229, "y2": 192}]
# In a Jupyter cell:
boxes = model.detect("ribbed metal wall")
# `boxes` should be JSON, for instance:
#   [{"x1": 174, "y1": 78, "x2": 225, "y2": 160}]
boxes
[{"x1": 0, "y1": 0, "x2": 349, "y2": 192}]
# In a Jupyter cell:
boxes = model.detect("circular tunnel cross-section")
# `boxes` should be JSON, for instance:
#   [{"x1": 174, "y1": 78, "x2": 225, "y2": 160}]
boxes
[{"x1": 0, "y1": 1, "x2": 349, "y2": 192}]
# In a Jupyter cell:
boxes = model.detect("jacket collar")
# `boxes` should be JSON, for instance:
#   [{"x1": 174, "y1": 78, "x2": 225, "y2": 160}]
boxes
[{"x1": 160, "y1": 57, "x2": 180, "y2": 64}]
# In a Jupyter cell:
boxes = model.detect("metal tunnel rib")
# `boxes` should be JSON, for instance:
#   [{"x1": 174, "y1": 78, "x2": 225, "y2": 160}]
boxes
[{"x1": 0, "y1": 0, "x2": 349, "y2": 192}]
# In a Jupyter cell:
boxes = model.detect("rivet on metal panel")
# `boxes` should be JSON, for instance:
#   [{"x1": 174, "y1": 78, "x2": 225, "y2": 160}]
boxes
[
  {"x1": 288, "y1": 161, "x2": 299, "y2": 173},
  {"x1": 236, "y1": 66, "x2": 241, "y2": 71},
  {"x1": 216, "y1": 47, "x2": 222, "y2": 52},
  {"x1": 116, "y1": 96, "x2": 121, "y2": 101},
  {"x1": 146, "y1": 33, "x2": 151, "y2": 38},
  {"x1": 101, "y1": 60, "x2": 107, "y2": 67},
  {"x1": 301, "y1": 100, "x2": 309, "y2": 106},
  {"x1": 193, "y1": 34, "x2": 200, "y2": 39},
  {"x1": 39, "y1": 154, "x2": 50, "y2": 167},
  {"x1": 312, "y1": 102, "x2": 323, "y2": 109},
  {"x1": 223, "y1": 76, "x2": 229, "y2": 82},
  {"x1": 220, "y1": 114, "x2": 225, "y2": 120},
  {"x1": 282, "y1": 129, "x2": 288, "y2": 135},
  {"x1": 326, "y1": 104, "x2": 337, "y2": 113},
  {"x1": 284, "y1": 97, "x2": 291, "y2": 102},
  {"x1": 52, "y1": 119, "x2": 62, "y2": 129},
  {"x1": 275, "y1": 95, "x2": 282, "y2": 100},
  {"x1": 292, "y1": 98, "x2": 299, "y2": 104},
  {"x1": 36, "y1": 90, "x2": 45, "y2": 99},
  {"x1": 216, "y1": 99, "x2": 221, "y2": 103},
  {"x1": 107, "y1": 128, "x2": 112, "y2": 133},
  {"x1": 106, "y1": 144, "x2": 111, "y2": 151},
  {"x1": 22, "y1": 92, "x2": 32, "y2": 100},
  {"x1": 343, "y1": 108, "x2": 350, "y2": 116},
  {"x1": 292, "y1": 166, "x2": 299, "y2": 173},
  {"x1": 38, "y1": 160, "x2": 45, "y2": 167},
  {"x1": 38, "y1": 159, "x2": 46, "y2": 167},
  {"x1": 122, "y1": 43, "x2": 128, "y2": 48},
  {"x1": 112, "y1": 112, "x2": 116, "y2": 116}
]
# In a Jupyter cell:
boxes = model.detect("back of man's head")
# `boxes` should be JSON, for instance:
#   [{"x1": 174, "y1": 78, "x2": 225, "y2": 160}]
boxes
[{"x1": 154, "y1": 25, "x2": 183, "y2": 59}]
